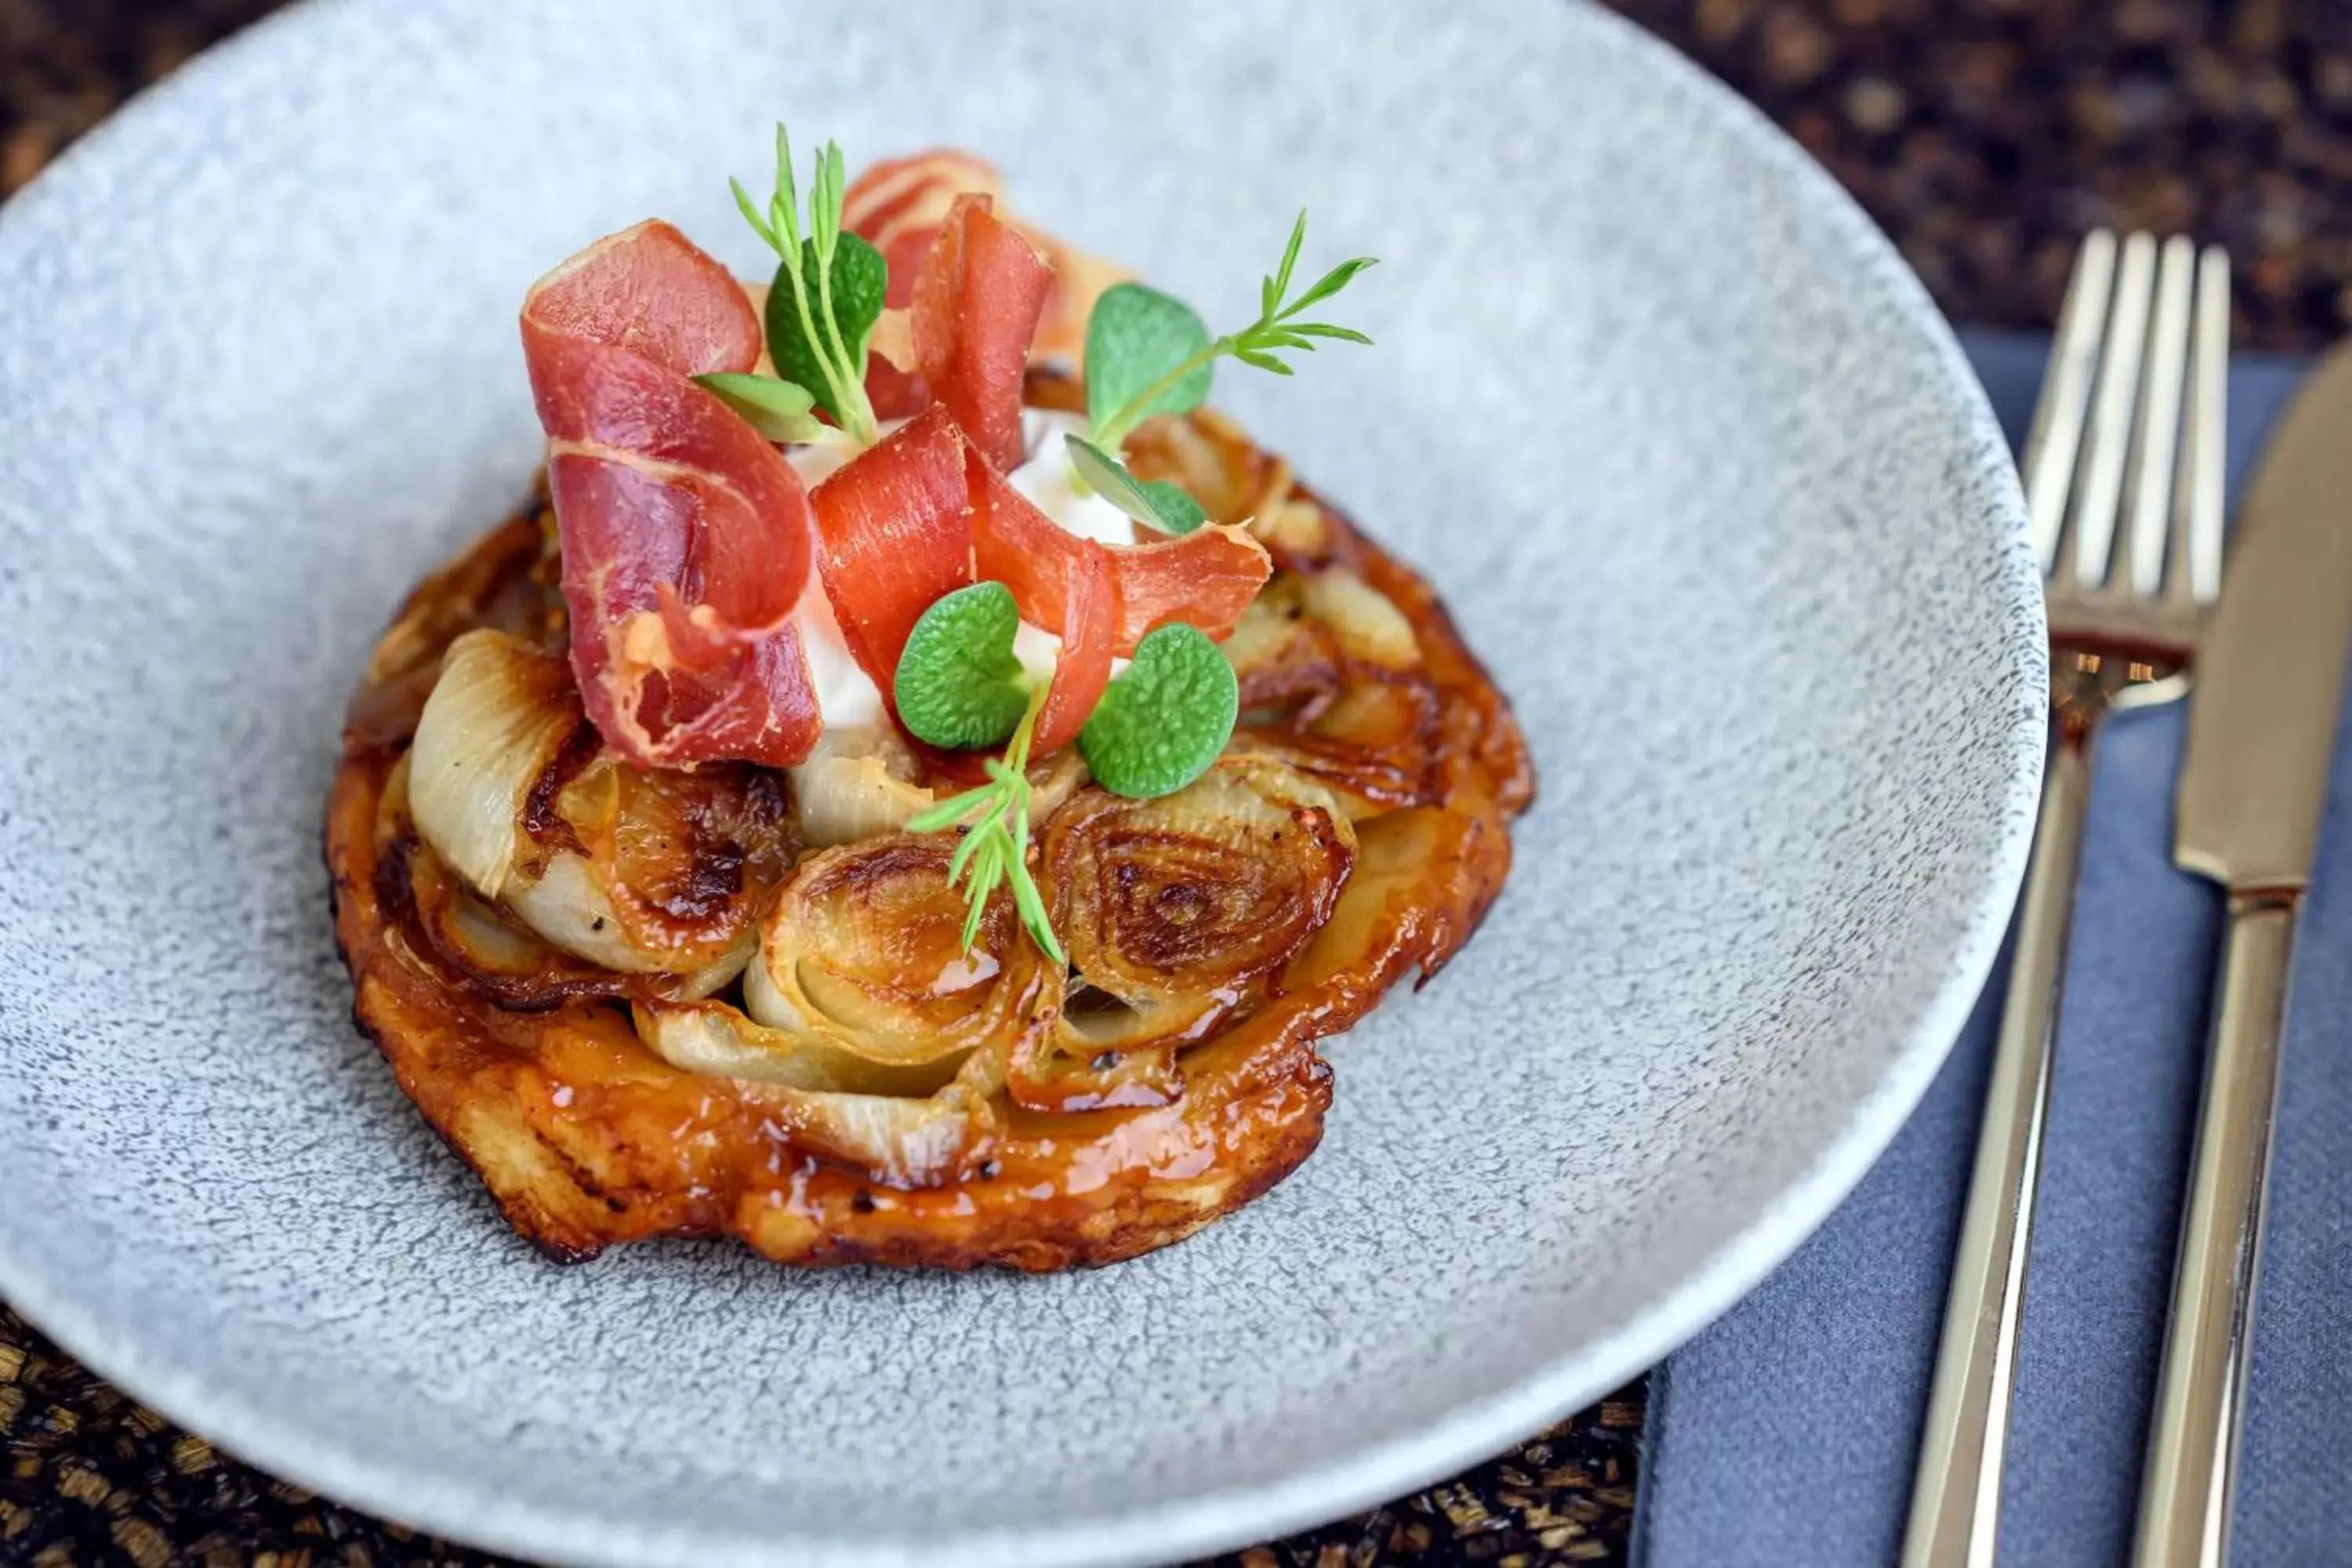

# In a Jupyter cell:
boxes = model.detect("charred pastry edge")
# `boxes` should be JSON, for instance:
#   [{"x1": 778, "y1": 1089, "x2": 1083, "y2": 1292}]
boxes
[{"x1": 325, "y1": 419, "x2": 1530, "y2": 1272}]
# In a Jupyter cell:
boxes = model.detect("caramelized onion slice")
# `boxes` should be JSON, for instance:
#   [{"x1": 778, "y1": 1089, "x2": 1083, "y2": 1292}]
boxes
[
  {"x1": 1300, "y1": 568, "x2": 1421, "y2": 670},
  {"x1": 746, "y1": 835, "x2": 1054, "y2": 1066},
  {"x1": 1039, "y1": 757, "x2": 1356, "y2": 1055},
  {"x1": 753, "y1": 1062, "x2": 996, "y2": 1188},
  {"x1": 1285, "y1": 804, "x2": 1483, "y2": 998},
  {"x1": 787, "y1": 726, "x2": 936, "y2": 848},
  {"x1": 1222, "y1": 575, "x2": 1345, "y2": 714},
  {"x1": 407, "y1": 629, "x2": 793, "y2": 980},
  {"x1": 386, "y1": 760, "x2": 743, "y2": 1008},
  {"x1": 1223, "y1": 561, "x2": 1441, "y2": 817},
  {"x1": 634, "y1": 998, "x2": 976, "y2": 1096},
  {"x1": 540, "y1": 749, "x2": 794, "y2": 973},
  {"x1": 408, "y1": 630, "x2": 580, "y2": 896},
  {"x1": 1122, "y1": 405, "x2": 1290, "y2": 531},
  {"x1": 682, "y1": 1020, "x2": 1002, "y2": 1189},
  {"x1": 786, "y1": 728, "x2": 1087, "y2": 848}
]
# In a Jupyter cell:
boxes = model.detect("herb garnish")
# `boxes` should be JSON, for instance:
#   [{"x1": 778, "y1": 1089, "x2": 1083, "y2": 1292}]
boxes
[
  {"x1": 1064, "y1": 434, "x2": 1208, "y2": 536},
  {"x1": 705, "y1": 125, "x2": 886, "y2": 448},
  {"x1": 1082, "y1": 212, "x2": 1375, "y2": 461},
  {"x1": 894, "y1": 582, "x2": 1031, "y2": 750},
  {"x1": 1077, "y1": 625, "x2": 1240, "y2": 800},
  {"x1": 902, "y1": 681, "x2": 1065, "y2": 964},
  {"x1": 694, "y1": 371, "x2": 827, "y2": 445},
  {"x1": 724, "y1": 165, "x2": 1374, "y2": 957},
  {"x1": 894, "y1": 586, "x2": 1243, "y2": 956}
]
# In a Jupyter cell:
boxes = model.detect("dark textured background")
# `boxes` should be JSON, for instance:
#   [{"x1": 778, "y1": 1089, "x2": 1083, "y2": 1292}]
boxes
[{"x1": 1, "y1": 2, "x2": 2342, "y2": 1563}]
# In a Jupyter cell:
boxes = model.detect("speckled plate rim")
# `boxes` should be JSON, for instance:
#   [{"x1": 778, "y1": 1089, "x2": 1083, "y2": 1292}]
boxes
[{"x1": 0, "y1": 2, "x2": 2043, "y2": 1564}]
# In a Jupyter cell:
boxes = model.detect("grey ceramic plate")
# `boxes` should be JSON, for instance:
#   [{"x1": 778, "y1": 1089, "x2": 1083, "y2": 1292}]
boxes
[{"x1": 0, "y1": 2, "x2": 2043, "y2": 1563}]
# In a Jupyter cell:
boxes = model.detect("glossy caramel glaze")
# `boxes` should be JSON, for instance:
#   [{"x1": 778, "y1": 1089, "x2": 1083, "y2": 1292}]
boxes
[{"x1": 327, "y1": 404, "x2": 1531, "y2": 1271}]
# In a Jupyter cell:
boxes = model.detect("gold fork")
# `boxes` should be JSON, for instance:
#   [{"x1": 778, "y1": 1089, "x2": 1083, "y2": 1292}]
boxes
[{"x1": 1903, "y1": 230, "x2": 2231, "y2": 1568}]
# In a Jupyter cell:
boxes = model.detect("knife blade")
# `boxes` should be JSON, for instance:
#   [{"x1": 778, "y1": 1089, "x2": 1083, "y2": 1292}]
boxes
[
  {"x1": 2174, "y1": 341, "x2": 2352, "y2": 888},
  {"x1": 2136, "y1": 341, "x2": 2352, "y2": 1568}
]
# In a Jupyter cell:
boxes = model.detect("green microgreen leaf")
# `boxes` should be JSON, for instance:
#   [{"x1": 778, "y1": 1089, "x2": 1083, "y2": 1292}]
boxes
[
  {"x1": 905, "y1": 780, "x2": 996, "y2": 835},
  {"x1": 1065, "y1": 435, "x2": 1210, "y2": 536},
  {"x1": 1271, "y1": 212, "x2": 1306, "y2": 305},
  {"x1": 959, "y1": 837, "x2": 1000, "y2": 953},
  {"x1": 764, "y1": 231, "x2": 887, "y2": 430},
  {"x1": 691, "y1": 372, "x2": 826, "y2": 444},
  {"x1": 813, "y1": 141, "x2": 846, "y2": 258},
  {"x1": 946, "y1": 807, "x2": 993, "y2": 886},
  {"x1": 894, "y1": 582, "x2": 1030, "y2": 750},
  {"x1": 1078, "y1": 623, "x2": 1240, "y2": 799},
  {"x1": 1083, "y1": 282, "x2": 1214, "y2": 434},
  {"x1": 1008, "y1": 833, "x2": 1057, "y2": 948},
  {"x1": 735, "y1": 124, "x2": 884, "y2": 447},
  {"x1": 1084, "y1": 211, "x2": 1375, "y2": 452},
  {"x1": 1135, "y1": 481, "x2": 1209, "y2": 536},
  {"x1": 731, "y1": 177, "x2": 778, "y2": 251},
  {"x1": 1283, "y1": 256, "x2": 1377, "y2": 317}
]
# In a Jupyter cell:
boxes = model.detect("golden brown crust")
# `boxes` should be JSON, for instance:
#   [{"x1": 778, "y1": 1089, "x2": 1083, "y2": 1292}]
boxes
[{"x1": 327, "y1": 410, "x2": 1530, "y2": 1271}]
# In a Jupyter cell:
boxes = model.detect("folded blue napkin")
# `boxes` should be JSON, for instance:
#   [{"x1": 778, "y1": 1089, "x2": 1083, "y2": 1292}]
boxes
[{"x1": 1633, "y1": 333, "x2": 2340, "y2": 1567}]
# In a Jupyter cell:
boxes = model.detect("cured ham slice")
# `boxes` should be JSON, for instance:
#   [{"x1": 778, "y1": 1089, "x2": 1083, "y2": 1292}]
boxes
[
  {"x1": 808, "y1": 406, "x2": 976, "y2": 702},
  {"x1": 844, "y1": 148, "x2": 1127, "y2": 366},
  {"x1": 843, "y1": 149, "x2": 1004, "y2": 310},
  {"x1": 969, "y1": 452, "x2": 1270, "y2": 655},
  {"x1": 521, "y1": 221, "x2": 822, "y2": 768},
  {"x1": 964, "y1": 448, "x2": 1112, "y2": 752},
  {"x1": 524, "y1": 219, "x2": 763, "y2": 376},
  {"x1": 1030, "y1": 543, "x2": 1116, "y2": 754},
  {"x1": 911, "y1": 194, "x2": 1053, "y2": 472},
  {"x1": 1100, "y1": 528, "x2": 1272, "y2": 651},
  {"x1": 808, "y1": 411, "x2": 1125, "y2": 746}
]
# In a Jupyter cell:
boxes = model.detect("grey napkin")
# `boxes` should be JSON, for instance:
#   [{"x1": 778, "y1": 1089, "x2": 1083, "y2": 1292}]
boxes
[{"x1": 1633, "y1": 332, "x2": 2339, "y2": 1567}]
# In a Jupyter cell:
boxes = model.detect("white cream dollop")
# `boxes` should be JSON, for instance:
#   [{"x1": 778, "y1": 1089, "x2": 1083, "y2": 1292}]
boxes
[
  {"x1": 782, "y1": 410, "x2": 1138, "y2": 724},
  {"x1": 1007, "y1": 409, "x2": 1145, "y2": 550},
  {"x1": 1005, "y1": 409, "x2": 1139, "y2": 686},
  {"x1": 789, "y1": 580, "x2": 887, "y2": 731}
]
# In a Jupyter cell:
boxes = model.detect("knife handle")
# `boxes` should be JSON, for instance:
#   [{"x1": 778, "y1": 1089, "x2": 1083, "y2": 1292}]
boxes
[
  {"x1": 2135, "y1": 892, "x2": 2299, "y2": 1568},
  {"x1": 1904, "y1": 735, "x2": 2092, "y2": 1568}
]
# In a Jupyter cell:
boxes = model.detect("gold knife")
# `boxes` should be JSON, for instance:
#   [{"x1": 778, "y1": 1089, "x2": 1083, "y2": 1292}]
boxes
[{"x1": 2135, "y1": 342, "x2": 2352, "y2": 1568}]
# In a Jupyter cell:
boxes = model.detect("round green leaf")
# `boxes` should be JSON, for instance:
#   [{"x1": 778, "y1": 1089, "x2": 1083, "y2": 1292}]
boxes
[
  {"x1": 1078, "y1": 624, "x2": 1240, "y2": 798},
  {"x1": 1084, "y1": 282, "x2": 1213, "y2": 431},
  {"x1": 825, "y1": 231, "x2": 890, "y2": 359},
  {"x1": 894, "y1": 583, "x2": 1029, "y2": 750}
]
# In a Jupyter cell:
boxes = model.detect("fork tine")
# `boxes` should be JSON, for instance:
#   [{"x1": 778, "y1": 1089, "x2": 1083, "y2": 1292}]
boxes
[
  {"x1": 2028, "y1": 230, "x2": 2118, "y2": 575},
  {"x1": 2122, "y1": 237, "x2": 2198, "y2": 598},
  {"x1": 2175, "y1": 246, "x2": 2230, "y2": 605},
  {"x1": 2073, "y1": 232, "x2": 2159, "y2": 586}
]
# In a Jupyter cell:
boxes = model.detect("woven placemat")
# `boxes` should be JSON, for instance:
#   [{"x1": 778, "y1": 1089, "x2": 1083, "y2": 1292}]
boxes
[{"x1": 0, "y1": 1304, "x2": 1641, "y2": 1567}]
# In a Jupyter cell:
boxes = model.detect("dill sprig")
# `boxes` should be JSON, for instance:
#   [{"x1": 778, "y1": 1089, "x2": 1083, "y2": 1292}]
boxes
[{"x1": 902, "y1": 681, "x2": 1065, "y2": 964}]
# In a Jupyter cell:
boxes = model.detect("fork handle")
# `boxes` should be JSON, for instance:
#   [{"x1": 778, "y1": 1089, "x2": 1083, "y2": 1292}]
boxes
[
  {"x1": 2134, "y1": 893, "x2": 2299, "y2": 1568},
  {"x1": 1902, "y1": 732, "x2": 2092, "y2": 1568}
]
